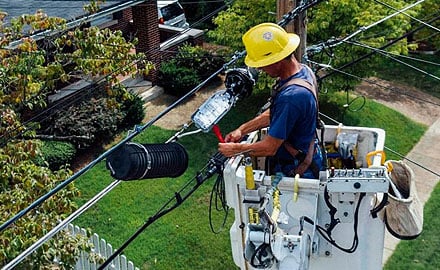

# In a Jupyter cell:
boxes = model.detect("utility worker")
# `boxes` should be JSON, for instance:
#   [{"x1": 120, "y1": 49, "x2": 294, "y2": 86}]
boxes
[{"x1": 218, "y1": 23, "x2": 324, "y2": 178}]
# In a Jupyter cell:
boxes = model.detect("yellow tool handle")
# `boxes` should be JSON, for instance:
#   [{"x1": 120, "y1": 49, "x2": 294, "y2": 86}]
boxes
[
  {"x1": 366, "y1": 150, "x2": 386, "y2": 167},
  {"x1": 293, "y1": 174, "x2": 299, "y2": 202}
]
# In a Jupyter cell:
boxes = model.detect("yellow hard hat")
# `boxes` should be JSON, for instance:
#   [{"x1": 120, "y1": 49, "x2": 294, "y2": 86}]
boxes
[{"x1": 243, "y1": 23, "x2": 300, "y2": 68}]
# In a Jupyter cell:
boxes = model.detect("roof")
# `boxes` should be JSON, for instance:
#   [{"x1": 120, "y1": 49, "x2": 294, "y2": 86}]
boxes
[
  {"x1": 0, "y1": 0, "x2": 123, "y2": 22},
  {"x1": 1, "y1": 0, "x2": 148, "y2": 48},
  {"x1": 157, "y1": 1, "x2": 179, "y2": 8}
]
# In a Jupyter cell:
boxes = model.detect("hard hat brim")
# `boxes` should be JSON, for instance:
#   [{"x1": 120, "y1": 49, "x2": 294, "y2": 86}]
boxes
[{"x1": 244, "y1": 33, "x2": 300, "y2": 68}]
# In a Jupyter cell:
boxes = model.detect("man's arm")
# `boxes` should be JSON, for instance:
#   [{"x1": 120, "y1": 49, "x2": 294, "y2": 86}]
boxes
[{"x1": 218, "y1": 134, "x2": 283, "y2": 157}]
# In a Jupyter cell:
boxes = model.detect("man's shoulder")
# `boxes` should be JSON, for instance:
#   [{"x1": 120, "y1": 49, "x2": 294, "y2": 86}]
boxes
[{"x1": 280, "y1": 84, "x2": 314, "y2": 98}]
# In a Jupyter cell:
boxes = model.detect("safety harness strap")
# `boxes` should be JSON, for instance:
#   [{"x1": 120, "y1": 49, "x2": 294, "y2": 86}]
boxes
[{"x1": 275, "y1": 67, "x2": 323, "y2": 177}]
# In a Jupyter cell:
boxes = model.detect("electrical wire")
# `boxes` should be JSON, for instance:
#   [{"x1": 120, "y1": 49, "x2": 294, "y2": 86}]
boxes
[
  {"x1": 313, "y1": 192, "x2": 365, "y2": 253},
  {"x1": 373, "y1": 0, "x2": 440, "y2": 33},
  {"x1": 372, "y1": 48, "x2": 440, "y2": 67},
  {"x1": 384, "y1": 146, "x2": 440, "y2": 178},
  {"x1": 250, "y1": 243, "x2": 274, "y2": 269},
  {"x1": 278, "y1": 0, "x2": 325, "y2": 28},
  {"x1": 2, "y1": 180, "x2": 122, "y2": 270},
  {"x1": 411, "y1": 31, "x2": 440, "y2": 45},
  {"x1": 310, "y1": 60, "x2": 440, "y2": 107},
  {"x1": 208, "y1": 173, "x2": 230, "y2": 234},
  {"x1": 344, "y1": 40, "x2": 440, "y2": 82},
  {"x1": 328, "y1": 0, "x2": 428, "y2": 49},
  {"x1": 0, "y1": 0, "x2": 227, "y2": 10},
  {"x1": 316, "y1": 13, "x2": 440, "y2": 80}
]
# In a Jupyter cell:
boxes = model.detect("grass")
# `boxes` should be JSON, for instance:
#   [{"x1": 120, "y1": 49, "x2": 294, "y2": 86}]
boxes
[{"x1": 73, "y1": 64, "x2": 437, "y2": 269}]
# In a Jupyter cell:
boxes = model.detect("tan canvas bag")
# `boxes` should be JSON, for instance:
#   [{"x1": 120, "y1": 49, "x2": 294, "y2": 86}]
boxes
[{"x1": 382, "y1": 160, "x2": 423, "y2": 240}]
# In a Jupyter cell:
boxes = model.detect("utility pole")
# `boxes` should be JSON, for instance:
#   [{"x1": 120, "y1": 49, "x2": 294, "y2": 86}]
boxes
[{"x1": 277, "y1": 0, "x2": 307, "y2": 63}]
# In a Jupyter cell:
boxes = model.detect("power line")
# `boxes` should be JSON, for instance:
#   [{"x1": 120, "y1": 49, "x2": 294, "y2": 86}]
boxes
[
  {"x1": 2, "y1": 180, "x2": 122, "y2": 270},
  {"x1": 411, "y1": 31, "x2": 440, "y2": 45},
  {"x1": 373, "y1": 0, "x2": 440, "y2": 33},
  {"x1": 310, "y1": 60, "x2": 440, "y2": 107},
  {"x1": 384, "y1": 146, "x2": 440, "y2": 177},
  {"x1": 331, "y1": 0, "x2": 427, "y2": 48},
  {"x1": 389, "y1": 51, "x2": 440, "y2": 67},
  {"x1": 317, "y1": 12, "x2": 440, "y2": 80},
  {"x1": 344, "y1": 40, "x2": 440, "y2": 82}
]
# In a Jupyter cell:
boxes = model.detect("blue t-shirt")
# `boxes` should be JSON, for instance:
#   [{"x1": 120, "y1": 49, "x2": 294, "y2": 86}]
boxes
[{"x1": 268, "y1": 65, "x2": 317, "y2": 160}]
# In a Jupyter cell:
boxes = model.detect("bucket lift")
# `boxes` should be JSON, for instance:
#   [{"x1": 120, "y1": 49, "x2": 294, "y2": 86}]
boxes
[{"x1": 224, "y1": 125, "x2": 388, "y2": 270}]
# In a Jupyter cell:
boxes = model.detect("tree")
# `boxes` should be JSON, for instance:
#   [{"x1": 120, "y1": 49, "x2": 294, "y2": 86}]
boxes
[
  {"x1": 0, "y1": 106, "x2": 93, "y2": 269},
  {"x1": 412, "y1": 0, "x2": 440, "y2": 50},
  {"x1": 0, "y1": 2, "x2": 153, "y2": 268},
  {"x1": 307, "y1": 0, "x2": 420, "y2": 91},
  {"x1": 207, "y1": 0, "x2": 277, "y2": 51}
]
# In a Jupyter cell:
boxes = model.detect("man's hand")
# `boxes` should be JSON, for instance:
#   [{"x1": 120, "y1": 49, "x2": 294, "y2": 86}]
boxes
[
  {"x1": 224, "y1": 129, "x2": 243, "y2": 143},
  {"x1": 218, "y1": 142, "x2": 239, "y2": 157}
]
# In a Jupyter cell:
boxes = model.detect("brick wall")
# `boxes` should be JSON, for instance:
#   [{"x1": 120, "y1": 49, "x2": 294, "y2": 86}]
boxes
[
  {"x1": 131, "y1": 1, "x2": 161, "y2": 82},
  {"x1": 109, "y1": 9, "x2": 133, "y2": 40}
]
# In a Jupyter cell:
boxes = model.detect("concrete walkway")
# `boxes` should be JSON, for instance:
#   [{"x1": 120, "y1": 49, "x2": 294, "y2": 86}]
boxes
[{"x1": 382, "y1": 117, "x2": 440, "y2": 264}]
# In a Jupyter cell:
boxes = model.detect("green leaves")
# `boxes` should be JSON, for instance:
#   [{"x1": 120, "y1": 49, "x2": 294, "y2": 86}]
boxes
[{"x1": 207, "y1": 0, "x2": 276, "y2": 51}]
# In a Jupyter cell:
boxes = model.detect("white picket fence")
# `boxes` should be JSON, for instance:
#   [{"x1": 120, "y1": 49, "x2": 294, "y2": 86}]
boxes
[{"x1": 67, "y1": 223, "x2": 140, "y2": 270}]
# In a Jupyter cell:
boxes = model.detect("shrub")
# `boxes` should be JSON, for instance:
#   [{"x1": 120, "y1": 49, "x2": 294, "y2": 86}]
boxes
[
  {"x1": 51, "y1": 97, "x2": 124, "y2": 148},
  {"x1": 34, "y1": 140, "x2": 76, "y2": 170},
  {"x1": 175, "y1": 44, "x2": 226, "y2": 79},
  {"x1": 158, "y1": 60, "x2": 201, "y2": 97},
  {"x1": 120, "y1": 93, "x2": 145, "y2": 128},
  {"x1": 158, "y1": 44, "x2": 227, "y2": 97}
]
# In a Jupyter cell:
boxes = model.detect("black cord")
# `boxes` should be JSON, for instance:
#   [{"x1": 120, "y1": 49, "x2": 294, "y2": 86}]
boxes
[
  {"x1": 319, "y1": 192, "x2": 365, "y2": 253},
  {"x1": 250, "y1": 243, "x2": 274, "y2": 269},
  {"x1": 208, "y1": 173, "x2": 230, "y2": 234},
  {"x1": 301, "y1": 191, "x2": 366, "y2": 254},
  {"x1": 344, "y1": 93, "x2": 366, "y2": 113}
]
